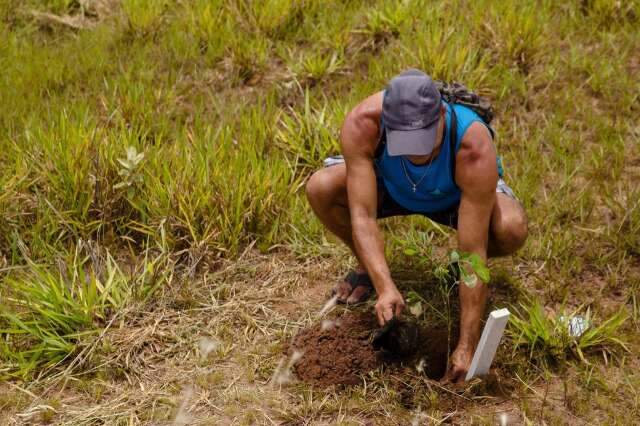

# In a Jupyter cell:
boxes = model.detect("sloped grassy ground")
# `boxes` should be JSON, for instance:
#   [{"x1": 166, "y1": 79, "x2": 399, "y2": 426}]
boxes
[{"x1": 1, "y1": 0, "x2": 639, "y2": 423}]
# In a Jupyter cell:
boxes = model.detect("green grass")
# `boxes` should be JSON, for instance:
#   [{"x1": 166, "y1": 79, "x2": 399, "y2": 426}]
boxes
[
  {"x1": 0, "y1": 0, "x2": 639, "y2": 423},
  {"x1": 509, "y1": 301, "x2": 629, "y2": 366},
  {"x1": 0, "y1": 248, "x2": 131, "y2": 378}
]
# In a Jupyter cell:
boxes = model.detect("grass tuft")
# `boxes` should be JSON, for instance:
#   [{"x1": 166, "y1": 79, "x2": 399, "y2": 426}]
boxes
[
  {"x1": 0, "y1": 249, "x2": 131, "y2": 378},
  {"x1": 509, "y1": 301, "x2": 629, "y2": 366}
]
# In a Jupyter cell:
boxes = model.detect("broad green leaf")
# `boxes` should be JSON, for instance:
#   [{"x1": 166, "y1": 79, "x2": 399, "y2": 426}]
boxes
[
  {"x1": 468, "y1": 253, "x2": 483, "y2": 268},
  {"x1": 406, "y1": 290, "x2": 423, "y2": 303},
  {"x1": 462, "y1": 273, "x2": 478, "y2": 288},
  {"x1": 475, "y1": 263, "x2": 490, "y2": 283}
]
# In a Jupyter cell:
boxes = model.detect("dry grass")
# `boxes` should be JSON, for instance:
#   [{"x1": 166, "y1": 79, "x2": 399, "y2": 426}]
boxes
[{"x1": 1, "y1": 251, "x2": 637, "y2": 424}]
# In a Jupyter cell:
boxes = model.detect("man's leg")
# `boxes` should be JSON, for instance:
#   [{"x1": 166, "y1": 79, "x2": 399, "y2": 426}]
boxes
[
  {"x1": 488, "y1": 193, "x2": 528, "y2": 257},
  {"x1": 305, "y1": 163, "x2": 372, "y2": 303}
]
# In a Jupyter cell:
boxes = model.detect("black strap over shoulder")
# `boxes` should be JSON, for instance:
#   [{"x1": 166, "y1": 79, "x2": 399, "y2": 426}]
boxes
[{"x1": 449, "y1": 105, "x2": 458, "y2": 185}]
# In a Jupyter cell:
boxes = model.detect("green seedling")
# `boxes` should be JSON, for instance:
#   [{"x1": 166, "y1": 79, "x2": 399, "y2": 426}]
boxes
[
  {"x1": 449, "y1": 249, "x2": 491, "y2": 288},
  {"x1": 404, "y1": 252, "x2": 490, "y2": 317}
]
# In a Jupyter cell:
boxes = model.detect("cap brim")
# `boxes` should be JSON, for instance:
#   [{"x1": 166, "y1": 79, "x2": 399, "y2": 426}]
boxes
[{"x1": 386, "y1": 122, "x2": 438, "y2": 156}]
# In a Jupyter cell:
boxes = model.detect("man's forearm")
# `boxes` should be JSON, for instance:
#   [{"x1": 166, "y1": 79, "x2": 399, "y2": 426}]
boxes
[
  {"x1": 457, "y1": 278, "x2": 488, "y2": 349},
  {"x1": 456, "y1": 199, "x2": 493, "y2": 351},
  {"x1": 351, "y1": 217, "x2": 395, "y2": 294}
]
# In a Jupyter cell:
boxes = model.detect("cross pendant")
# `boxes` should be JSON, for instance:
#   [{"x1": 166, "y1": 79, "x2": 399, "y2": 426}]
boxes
[{"x1": 412, "y1": 185, "x2": 417, "y2": 193}]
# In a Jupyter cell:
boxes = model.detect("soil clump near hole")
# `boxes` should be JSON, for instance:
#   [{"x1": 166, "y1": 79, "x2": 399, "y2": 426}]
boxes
[
  {"x1": 289, "y1": 311, "x2": 453, "y2": 387},
  {"x1": 289, "y1": 312, "x2": 381, "y2": 387}
]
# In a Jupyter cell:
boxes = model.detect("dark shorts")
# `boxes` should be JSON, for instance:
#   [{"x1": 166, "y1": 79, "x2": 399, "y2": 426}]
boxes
[
  {"x1": 322, "y1": 155, "x2": 519, "y2": 229},
  {"x1": 376, "y1": 179, "x2": 460, "y2": 227},
  {"x1": 376, "y1": 178, "x2": 518, "y2": 228}
]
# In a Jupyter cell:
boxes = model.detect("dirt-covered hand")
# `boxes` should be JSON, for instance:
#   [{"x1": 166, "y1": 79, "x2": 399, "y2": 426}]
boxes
[
  {"x1": 375, "y1": 287, "x2": 405, "y2": 326},
  {"x1": 441, "y1": 345, "x2": 474, "y2": 384}
]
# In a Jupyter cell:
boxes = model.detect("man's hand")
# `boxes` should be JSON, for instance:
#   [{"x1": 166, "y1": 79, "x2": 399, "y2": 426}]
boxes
[
  {"x1": 375, "y1": 287, "x2": 405, "y2": 326},
  {"x1": 441, "y1": 344, "x2": 474, "y2": 384}
]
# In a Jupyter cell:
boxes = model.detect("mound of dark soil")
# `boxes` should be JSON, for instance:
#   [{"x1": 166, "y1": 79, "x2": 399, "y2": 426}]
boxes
[
  {"x1": 289, "y1": 312, "x2": 381, "y2": 387},
  {"x1": 289, "y1": 312, "x2": 454, "y2": 387}
]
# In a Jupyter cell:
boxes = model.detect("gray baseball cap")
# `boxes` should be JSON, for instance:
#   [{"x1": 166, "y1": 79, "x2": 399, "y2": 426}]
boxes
[{"x1": 382, "y1": 69, "x2": 442, "y2": 156}]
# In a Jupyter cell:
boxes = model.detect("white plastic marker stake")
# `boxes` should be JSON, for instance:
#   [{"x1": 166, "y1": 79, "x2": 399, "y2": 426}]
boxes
[{"x1": 465, "y1": 308, "x2": 510, "y2": 381}]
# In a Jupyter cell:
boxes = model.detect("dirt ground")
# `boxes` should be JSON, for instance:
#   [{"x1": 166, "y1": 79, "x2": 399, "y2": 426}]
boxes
[{"x1": 3, "y1": 252, "x2": 628, "y2": 424}]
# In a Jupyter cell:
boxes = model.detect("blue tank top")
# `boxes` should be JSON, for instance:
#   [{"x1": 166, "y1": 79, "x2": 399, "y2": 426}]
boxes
[{"x1": 375, "y1": 101, "x2": 503, "y2": 213}]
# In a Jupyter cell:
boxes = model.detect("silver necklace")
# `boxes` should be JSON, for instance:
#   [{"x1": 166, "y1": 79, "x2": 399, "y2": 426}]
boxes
[{"x1": 400, "y1": 154, "x2": 436, "y2": 193}]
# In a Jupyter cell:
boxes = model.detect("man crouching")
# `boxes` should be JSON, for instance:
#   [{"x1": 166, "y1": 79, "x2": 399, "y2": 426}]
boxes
[{"x1": 305, "y1": 69, "x2": 528, "y2": 383}]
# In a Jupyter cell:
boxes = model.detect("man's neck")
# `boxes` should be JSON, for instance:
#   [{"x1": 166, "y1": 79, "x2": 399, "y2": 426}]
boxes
[{"x1": 405, "y1": 148, "x2": 439, "y2": 165}]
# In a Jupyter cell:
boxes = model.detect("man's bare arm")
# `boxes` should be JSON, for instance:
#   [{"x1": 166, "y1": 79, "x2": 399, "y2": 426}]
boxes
[
  {"x1": 341, "y1": 92, "x2": 404, "y2": 324},
  {"x1": 441, "y1": 122, "x2": 497, "y2": 383},
  {"x1": 444, "y1": 122, "x2": 497, "y2": 382}
]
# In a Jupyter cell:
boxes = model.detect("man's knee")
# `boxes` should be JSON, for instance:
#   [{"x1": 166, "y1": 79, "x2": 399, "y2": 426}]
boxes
[
  {"x1": 506, "y1": 217, "x2": 528, "y2": 249},
  {"x1": 305, "y1": 168, "x2": 343, "y2": 209},
  {"x1": 305, "y1": 170, "x2": 327, "y2": 205},
  {"x1": 493, "y1": 210, "x2": 528, "y2": 253}
]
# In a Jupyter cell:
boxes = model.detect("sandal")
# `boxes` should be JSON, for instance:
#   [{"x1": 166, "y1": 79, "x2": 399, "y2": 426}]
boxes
[{"x1": 331, "y1": 271, "x2": 374, "y2": 305}]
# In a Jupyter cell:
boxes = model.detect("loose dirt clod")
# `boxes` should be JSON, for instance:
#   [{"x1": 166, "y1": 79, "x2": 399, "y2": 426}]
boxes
[
  {"x1": 289, "y1": 312, "x2": 381, "y2": 387},
  {"x1": 371, "y1": 318, "x2": 420, "y2": 356}
]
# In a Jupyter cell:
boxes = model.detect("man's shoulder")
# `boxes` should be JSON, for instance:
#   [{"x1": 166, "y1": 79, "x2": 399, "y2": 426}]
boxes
[
  {"x1": 460, "y1": 122, "x2": 493, "y2": 148},
  {"x1": 452, "y1": 103, "x2": 492, "y2": 138},
  {"x1": 347, "y1": 91, "x2": 384, "y2": 125},
  {"x1": 455, "y1": 121, "x2": 498, "y2": 192},
  {"x1": 341, "y1": 91, "x2": 384, "y2": 157}
]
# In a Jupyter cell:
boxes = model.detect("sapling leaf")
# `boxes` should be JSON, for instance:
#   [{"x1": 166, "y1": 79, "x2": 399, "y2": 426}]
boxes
[
  {"x1": 468, "y1": 253, "x2": 483, "y2": 267},
  {"x1": 406, "y1": 290, "x2": 424, "y2": 304},
  {"x1": 126, "y1": 146, "x2": 138, "y2": 160},
  {"x1": 474, "y1": 262, "x2": 490, "y2": 283},
  {"x1": 467, "y1": 254, "x2": 490, "y2": 283},
  {"x1": 462, "y1": 272, "x2": 478, "y2": 288},
  {"x1": 449, "y1": 250, "x2": 460, "y2": 264}
]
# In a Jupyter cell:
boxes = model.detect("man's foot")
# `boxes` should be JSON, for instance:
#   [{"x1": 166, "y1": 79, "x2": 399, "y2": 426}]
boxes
[
  {"x1": 331, "y1": 270, "x2": 373, "y2": 304},
  {"x1": 441, "y1": 345, "x2": 474, "y2": 384}
]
